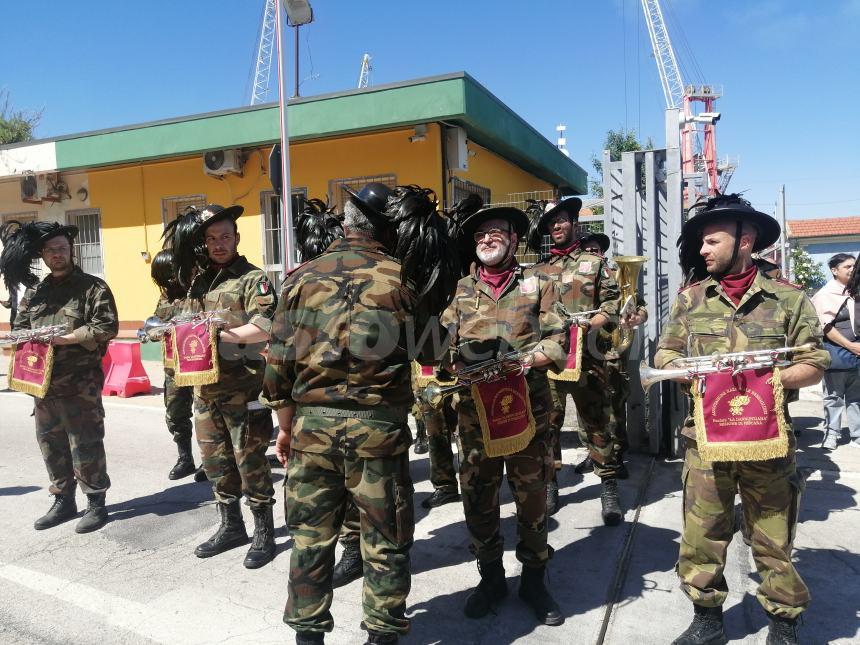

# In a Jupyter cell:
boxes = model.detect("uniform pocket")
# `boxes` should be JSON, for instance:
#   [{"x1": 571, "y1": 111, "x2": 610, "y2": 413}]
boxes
[{"x1": 393, "y1": 471, "x2": 415, "y2": 547}]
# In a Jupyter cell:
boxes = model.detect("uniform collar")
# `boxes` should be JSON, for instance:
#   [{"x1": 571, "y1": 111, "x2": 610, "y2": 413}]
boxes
[
  {"x1": 206, "y1": 255, "x2": 251, "y2": 277},
  {"x1": 328, "y1": 236, "x2": 391, "y2": 257},
  {"x1": 470, "y1": 262, "x2": 523, "y2": 299},
  {"x1": 703, "y1": 269, "x2": 775, "y2": 307},
  {"x1": 41, "y1": 265, "x2": 83, "y2": 288}
]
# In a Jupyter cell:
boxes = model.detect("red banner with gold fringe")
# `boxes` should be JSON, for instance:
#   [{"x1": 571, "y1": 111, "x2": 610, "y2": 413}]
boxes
[
  {"x1": 8, "y1": 341, "x2": 54, "y2": 397},
  {"x1": 693, "y1": 367, "x2": 789, "y2": 462},
  {"x1": 172, "y1": 321, "x2": 219, "y2": 387},
  {"x1": 471, "y1": 373, "x2": 536, "y2": 457},
  {"x1": 548, "y1": 324, "x2": 583, "y2": 382},
  {"x1": 162, "y1": 329, "x2": 176, "y2": 369}
]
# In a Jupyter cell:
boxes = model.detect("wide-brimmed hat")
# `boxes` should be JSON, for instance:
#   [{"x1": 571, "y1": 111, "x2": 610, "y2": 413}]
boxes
[
  {"x1": 343, "y1": 182, "x2": 394, "y2": 223},
  {"x1": 38, "y1": 223, "x2": 79, "y2": 246},
  {"x1": 198, "y1": 204, "x2": 244, "y2": 233},
  {"x1": 579, "y1": 231, "x2": 610, "y2": 254},
  {"x1": 681, "y1": 194, "x2": 780, "y2": 252},
  {"x1": 458, "y1": 206, "x2": 530, "y2": 241},
  {"x1": 536, "y1": 197, "x2": 583, "y2": 235}
]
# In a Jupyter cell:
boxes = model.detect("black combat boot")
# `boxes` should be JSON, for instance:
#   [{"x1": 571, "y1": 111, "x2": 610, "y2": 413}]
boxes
[
  {"x1": 413, "y1": 421, "x2": 429, "y2": 454},
  {"x1": 573, "y1": 455, "x2": 594, "y2": 474},
  {"x1": 194, "y1": 501, "x2": 249, "y2": 558},
  {"x1": 616, "y1": 460, "x2": 630, "y2": 480},
  {"x1": 193, "y1": 466, "x2": 208, "y2": 482},
  {"x1": 34, "y1": 494, "x2": 77, "y2": 530},
  {"x1": 364, "y1": 630, "x2": 398, "y2": 645},
  {"x1": 600, "y1": 478, "x2": 623, "y2": 526},
  {"x1": 168, "y1": 434, "x2": 197, "y2": 480},
  {"x1": 332, "y1": 540, "x2": 363, "y2": 588},
  {"x1": 766, "y1": 614, "x2": 799, "y2": 645},
  {"x1": 546, "y1": 479, "x2": 560, "y2": 516},
  {"x1": 518, "y1": 565, "x2": 564, "y2": 626},
  {"x1": 243, "y1": 506, "x2": 276, "y2": 569},
  {"x1": 75, "y1": 493, "x2": 108, "y2": 533},
  {"x1": 421, "y1": 488, "x2": 461, "y2": 509},
  {"x1": 295, "y1": 631, "x2": 325, "y2": 645},
  {"x1": 671, "y1": 604, "x2": 727, "y2": 645},
  {"x1": 463, "y1": 558, "x2": 508, "y2": 618}
]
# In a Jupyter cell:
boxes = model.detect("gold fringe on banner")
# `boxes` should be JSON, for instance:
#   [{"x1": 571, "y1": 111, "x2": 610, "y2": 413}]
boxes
[
  {"x1": 549, "y1": 325, "x2": 583, "y2": 382},
  {"x1": 8, "y1": 343, "x2": 54, "y2": 398},
  {"x1": 162, "y1": 333, "x2": 176, "y2": 370},
  {"x1": 172, "y1": 323, "x2": 220, "y2": 387},
  {"x1": 693, "y1": 367, "x2": 789, "y2": 462},
  {"x1": 471, "y1": 382, "x2": 536, "y2": 458}
]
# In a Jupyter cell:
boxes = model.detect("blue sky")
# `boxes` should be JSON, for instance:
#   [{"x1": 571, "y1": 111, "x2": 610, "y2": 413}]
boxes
[{"x1": 2, "y1": 0, "x2": 858, "y2": 220}]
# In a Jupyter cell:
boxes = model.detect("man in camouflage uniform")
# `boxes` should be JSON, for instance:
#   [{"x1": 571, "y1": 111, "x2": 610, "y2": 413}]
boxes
[
  {"x1": 441, "y1": 205, "x2": 568, "y2": 627},
  {"x1": 6, "y1": 222, "x2": 118, "y2": 533},
  {"x1": 147, "y1": 248, "x2": 202, "y2": 481},
  {"x1": 263, "y1": 183, "x2": 451, "y2": 645},
  {"x1": 183, "y1": 204, "x2": 278, "y2": 569},
  {"x1": 529, "y1": 199, "x2": 622, "y2": 523},
  {"x1": 655, "y1": 195, "x2": 828, "y2": 645},
  {"x1": 417, "y1": 393, "x2": 460, "y2": 509}
]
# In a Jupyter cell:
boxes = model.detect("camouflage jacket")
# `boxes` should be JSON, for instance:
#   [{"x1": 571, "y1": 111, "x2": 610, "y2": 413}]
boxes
[
  {"x1": 153, "y1": 294, "x2": 184, "y2": 323},
  {"x1": 440, "y1": 263, "x2": 568, "y2": 398},
  {"x1": 184, "y1": 255, "x2": 277, "y2": 396},
  {"x1": 532, "y1": 247, "x2": 620, "y2": 318},
  {"x1": 14, "y1": 266, "x2": 118, "y2": 398},
  {"x1": 262, "y1": 236, "x2": 429, "y2": 457},
  {"x1": 655, "y1": 270, "x2": 829, "y2": 440}
]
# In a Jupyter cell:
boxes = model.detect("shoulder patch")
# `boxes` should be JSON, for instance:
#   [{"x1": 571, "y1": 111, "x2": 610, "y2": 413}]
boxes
[
  {"x1": 577, "y1": 261, "x2": 593, "y2": 274},
  {"x1": 520, "y1": 276, "x2": 538, "y2": 295},
  {"x1": 256, "y1": 279, "x2": 272, "y2": 296}
]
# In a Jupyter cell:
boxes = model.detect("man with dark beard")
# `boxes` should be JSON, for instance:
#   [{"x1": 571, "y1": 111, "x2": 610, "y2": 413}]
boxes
[{"x1": 440, "y1": 206, "x2": 568, "y2": 627}]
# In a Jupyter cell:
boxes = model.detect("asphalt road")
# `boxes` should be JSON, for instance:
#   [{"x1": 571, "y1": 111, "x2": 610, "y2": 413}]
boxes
[{"x1": 0, "y1": 370, "x2": 857, "y2": 645}]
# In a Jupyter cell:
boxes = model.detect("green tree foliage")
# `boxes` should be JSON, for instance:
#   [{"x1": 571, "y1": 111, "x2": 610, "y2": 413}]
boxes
[
  {"x1": 589, "y1": 128, "x2": 653, "y2": 213},
  {"x1": 789, "y1": 246, "x2": 826, "y2": 294},
  {"x1": 0, "y1": 90, "x2": 41, "y2": 145}
]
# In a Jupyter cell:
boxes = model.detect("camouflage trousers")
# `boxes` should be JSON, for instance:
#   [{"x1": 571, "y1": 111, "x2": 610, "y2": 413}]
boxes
[
  {"x1": 605, "y1": 357, "x2": 629, "y2": 456},
  {"x1": 35, "y1": 391, "x2": 110, "y2": 496},
  {"x1": 420, "y1": 399, "x2": 459, "y2": 494},
  {"x1": 549, "y1": 367, "x2": 619, "y2": 479},
  {"x1": 163, "y1": 369, "x2": 193, "y2": 442},
  {"x1": 456, "y1": 391, "x2": 553, "y2": 567},
  {"x1": 194, "y1": 391, "x2": 275, "y2": 508},
  {"x1": 679, "y1": 442, "x2": 809, "y2": 618},
  {"x1": 285, "y1": 448, "x2": 414, "y2": 636}
]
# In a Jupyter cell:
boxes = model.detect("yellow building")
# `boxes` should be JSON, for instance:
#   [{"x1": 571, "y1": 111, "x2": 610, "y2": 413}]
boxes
[{"x1": 0, "y1": 73, "x2": 587, "y2": 333}]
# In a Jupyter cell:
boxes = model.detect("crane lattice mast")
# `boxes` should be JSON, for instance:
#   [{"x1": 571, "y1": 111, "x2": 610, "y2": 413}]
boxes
[
  {"x1": 640, "y1": 0, "x2": 684, "y2": 110},
  {"x1": 250, "y1": 0, "x2": 278, "y2": 105},
  {"x1": 357, "y1": 54, "x2": 372, "y2": 89}
]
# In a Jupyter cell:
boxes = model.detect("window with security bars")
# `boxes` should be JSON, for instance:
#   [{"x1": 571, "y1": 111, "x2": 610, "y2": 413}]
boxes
[
  {"x1": 328, "y1": 174, "x2": 396, "y2": 214},
  {"x1": 162, "y1": 195, "x2": 206, "y2": 227},
  {"x1": 450, "y1": 178, "x2": 491, "y2": 209},
  {"x1": 261, "y1": 189, "x2": 307, "y2": 288},
  {"x1": 67, "y1": 209, "x2": 104, "y2": 277}
]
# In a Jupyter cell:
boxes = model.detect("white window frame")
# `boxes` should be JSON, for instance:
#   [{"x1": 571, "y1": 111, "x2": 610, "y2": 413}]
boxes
[
  {"x1": 66, "y1": 208, "x2": 105, "y2": 278},
  {"x1": 161, "y1": 194, "x2": 207, "y2": 228},
  {"x1": 260, "y1": 188, "x2": 307, "y2": 287}
]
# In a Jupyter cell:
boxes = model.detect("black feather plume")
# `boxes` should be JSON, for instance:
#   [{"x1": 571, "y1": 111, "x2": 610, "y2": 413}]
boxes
[
  {"x1": 445, "y1": 193, "x2": 483, "y2": 276},
  {"x1": 295, "y1": 198, "x2": 343, "y2": 261},
  {"x1": 524, "y1": 199, "x2": 548, "y2": 253},
  {"x1": 0, "y1": 221, "x2": 60, "y2": 293},
  {"x1": 162, "y1": 207, "x2": 204, "y2": 289}
]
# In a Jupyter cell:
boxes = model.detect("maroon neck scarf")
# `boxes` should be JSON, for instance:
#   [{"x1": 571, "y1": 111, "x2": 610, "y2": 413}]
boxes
[
  {"x1": 550, "y1": 240, "x2": 580, "y2": 257},
  {"x1": 719, "y1": 264, "x2": 758, "y2": 305},
  {"x1": 479, "y1": 265, "x2": 516, "y2": 299}
]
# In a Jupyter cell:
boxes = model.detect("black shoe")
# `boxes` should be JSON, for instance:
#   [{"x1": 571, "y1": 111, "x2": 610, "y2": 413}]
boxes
[
  {"x1": 169, "y1": 435, "x2": 197, "y2": 480},
  {"x1": 34, "y1": 494, "x2": 77, "y2": 530},
  {"x1": 421, "y1": 488, "x2": 461, "y2": 509},
  {"x1": 332, "y1": 540, "x2": 363, "y2": 588},
  {"x1": 616, "y1": 461, "x2": 630, "y2": 480},
  {"x1": 295, "y1": 631, "x2": 325, "y2": 645},
  {"x1": 194, "y1": 501, "x2": 249, "y2": 558},
  {"x1": 75, "y1": 493, "x2": 108, "y2": 533},
  {"x1": 464, "y1": 558, "x2": 508, "y2": 619},
  {"x1": 671, "y1": 604, "x2": 727, "y2": 645},
  {"x1": 364, "y1": 631, "x2": 398, "y2": 645},
  {"x1": 573, "y1": 455, "x2": 594, "y2": 474},
  {"x1": 546, "y1": 479, "x2": 560, "y2": 516},
  {"x1": 600, "y1": 478, "x2": 623, "y2": 526},
  {"x1": 243, "y1": 506, "x2": 276, "y2": 569},
  {"x1": 193, "y1": 466, "x2": 208, "y2": 482},
  {"x1": 414, "y1": 423, "x2": 429, "y2": 455},
  {"x1": 766, "y1": 614, "x2": 799, "y2": 645},
  {"x1": 518, "y1": 565, "x2": 564, "y2": 626}
]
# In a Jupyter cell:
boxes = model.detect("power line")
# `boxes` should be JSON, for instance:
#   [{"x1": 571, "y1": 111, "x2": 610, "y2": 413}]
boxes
[{"x1": 622, "y1": 0, "x2": 629, "y2": 130}]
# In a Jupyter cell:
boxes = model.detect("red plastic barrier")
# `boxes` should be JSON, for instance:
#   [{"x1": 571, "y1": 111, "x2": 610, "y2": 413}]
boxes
[{"x1": 101, "y1": 341, "x2": 152, "y2": 398}]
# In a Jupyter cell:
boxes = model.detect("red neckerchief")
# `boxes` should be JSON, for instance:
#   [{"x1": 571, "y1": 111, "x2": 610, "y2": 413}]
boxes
[
  {"x1": 719, "y1": 264, "x2": 758, "y2": 305},
  {"x1": 479, "y1": 265, "x2": 516, "y2": 299},
  {"x1": 210, "y1": 255, "x2": 239, "y2": 271},
  {"x1": 550, "y1": 240, "x2": 580, "y2": 257}
]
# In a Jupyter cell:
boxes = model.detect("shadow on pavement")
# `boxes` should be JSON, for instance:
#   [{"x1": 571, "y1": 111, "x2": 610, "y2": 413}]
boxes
[
  {"x1": 0, "y1": 485, "x2": 41, "y2": 496},
  {"x1": 107, "y1": 480, "x2": 213, "y2": 521},
  {"x1": 792, "y1": 415, "x2": 855, "y2": 523}
]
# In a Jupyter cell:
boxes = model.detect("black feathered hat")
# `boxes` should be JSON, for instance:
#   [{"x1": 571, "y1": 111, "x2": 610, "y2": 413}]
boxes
[
  {"x1": 197, "y1": 203, "x2": 244, "y2": 233},
  {"x1": 535, "y1": 197, "x2": 582, "y2": 235},
  {"x1": 579, "y1": 231, "x2": 610, "y2": 254},
  {"x1": 457, "y1": 206, "x2": 530, "y2": 242},
  {"x1": 681, "y1": 193, "x2": 780, "y2": 252},
  {"x1": 0, "y1": 221, "x2": 78, "y2": 293},
  {"x1": 343, "y1": 182, "x2": 394, "y2": 224},
  {"x1": 296, "y1": 198, "x2": 343, "y2": 261}
]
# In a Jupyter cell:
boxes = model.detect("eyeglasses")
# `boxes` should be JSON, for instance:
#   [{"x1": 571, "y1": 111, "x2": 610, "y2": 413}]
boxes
[{"x1": 473, "y1": 228, "x2": 510, "y2": 243}]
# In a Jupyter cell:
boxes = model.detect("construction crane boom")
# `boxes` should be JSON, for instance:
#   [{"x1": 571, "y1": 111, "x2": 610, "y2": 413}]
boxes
[
  {"x1": 357, "y1": 53, "x2": 372, "y2": 89},
  {"x1": 640, "y1": 0, "x2": 684, "y2": 110},
  {"x1": 250, "y1": 0, "x2": 277, "y2": 105}
]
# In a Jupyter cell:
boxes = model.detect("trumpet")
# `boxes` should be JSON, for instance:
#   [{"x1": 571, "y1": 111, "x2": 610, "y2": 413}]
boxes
[
  {"x1": 137, "y1": 309, "x2": 230, "y2": 342},
  {"x1": 639, "y1": 342, "x2": 815, "y2": 389},
  {"x1": 566, "y1": 308, "x2": 603, "y2": 326},
  {"x1": 421, "y1": 343, "x2": 543, "y2": 407},
  {"x1": 0, "y1": 324, "x2": 69, "y2": 346}
]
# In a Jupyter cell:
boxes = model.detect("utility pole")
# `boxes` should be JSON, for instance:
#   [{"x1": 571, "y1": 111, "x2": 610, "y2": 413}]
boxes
[{"x1": 779, "y1": 184, "x2": 788, "y2": 277}]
